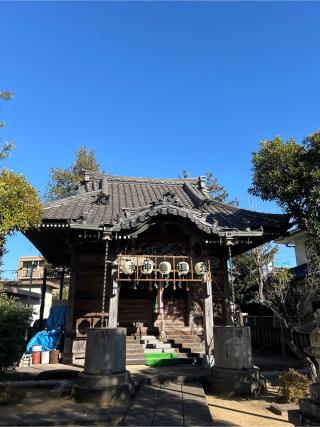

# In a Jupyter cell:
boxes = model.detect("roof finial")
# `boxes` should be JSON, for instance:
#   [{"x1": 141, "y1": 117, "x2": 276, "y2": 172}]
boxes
[{"x1": 198, "y1": 176, "x2": 210, "y2": 198}]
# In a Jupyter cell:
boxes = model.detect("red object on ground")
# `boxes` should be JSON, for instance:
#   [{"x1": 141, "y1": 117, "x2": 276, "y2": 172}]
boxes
[
  {"x1": 32, "y1": 351, "x2": 41, "y2": 364},
  {"x1": 49, "y1": 350, "x2": 59, "y2": 364}
]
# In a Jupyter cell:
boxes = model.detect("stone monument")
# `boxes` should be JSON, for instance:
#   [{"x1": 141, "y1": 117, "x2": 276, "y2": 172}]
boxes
[
  {"x1": 72, "y1": 327, "x2": 134, "y2": 407},
  {"x1": 289, "y1": 310, "x2": 320, "y2": 425},
  {"x1": 209, "y1": 326, "x2": 265, "y2": 396}
]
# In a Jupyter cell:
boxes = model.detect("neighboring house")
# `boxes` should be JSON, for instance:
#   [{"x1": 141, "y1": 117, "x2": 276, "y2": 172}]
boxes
[
  {"x1": 283, "y1": 228, "x2": 320, "y2": 311},
  {"x1": 1, "y1": 256, "x2": 61, "y2": 325},
  {"x1": 283, "y1": 229, "x2": 309, "y2": 281}
]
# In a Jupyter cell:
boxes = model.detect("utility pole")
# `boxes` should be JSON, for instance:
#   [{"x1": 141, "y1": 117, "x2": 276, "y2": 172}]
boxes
[
  {"x1": 27, "y1": 261, "x2": 36, "y2": 307},
  {"x1": 59, "y1": 266, "x2": 66, "y2": 300}
]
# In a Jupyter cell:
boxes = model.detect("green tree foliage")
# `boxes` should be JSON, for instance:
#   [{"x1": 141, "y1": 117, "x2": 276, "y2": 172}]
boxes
[
  {"x1": 0, "y1": 290, "x2": 32, "y2": 373},
  {"x1": 0, "y1": 170, "x2": 43, "y2": 262},
  {"x1": 0, "y1": 92, "x2": 43, "y2": 266},
  {"x1": 180, "y1": 170, "x2": 238, "y2": 206},
  {"x1": 0, "y1": 91, "x2": 14, "y2": 160},
  {"x1": 0, "y1": 170, "x2": 43, "y2": 238},
  {"x1": 45, "y1": 146, "x2": 100, "y2": 200},
  {"x1": 250, "y1": 131, "x2": 320, "y2": 285}
]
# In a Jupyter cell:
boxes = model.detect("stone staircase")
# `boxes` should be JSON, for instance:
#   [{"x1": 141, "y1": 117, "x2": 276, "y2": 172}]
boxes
[
  {"x1": 126, "y1": 327, "x2": 204, "y2": 365},
  {"x1": 165, "y1": 327, "x2": 204, "y2": 360},
  {"x1": 126, "y1": 336, "x2": 145, "y2": 365}
]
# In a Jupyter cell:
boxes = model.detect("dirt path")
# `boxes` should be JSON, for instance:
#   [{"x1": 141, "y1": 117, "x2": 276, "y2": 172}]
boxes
[{"x1": 206, "y1": 394, "x2": 293, "y2": 427}]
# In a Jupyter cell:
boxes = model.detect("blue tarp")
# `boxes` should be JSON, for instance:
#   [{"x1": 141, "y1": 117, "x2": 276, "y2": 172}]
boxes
[
  {"x1": 26, "y1": 329, "x2": 61, "y2": 353},
  {"x1": 26, "y1": 305, "x2": 67, "y2": 353},
  {"x1": 45, "y1": 305, "x2": 67, "y2": 331}
]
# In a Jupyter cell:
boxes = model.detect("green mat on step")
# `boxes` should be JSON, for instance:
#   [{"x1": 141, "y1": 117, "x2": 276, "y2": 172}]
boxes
[{"x1": 145, "y1": 352, "x2": 178, "y2": 366}]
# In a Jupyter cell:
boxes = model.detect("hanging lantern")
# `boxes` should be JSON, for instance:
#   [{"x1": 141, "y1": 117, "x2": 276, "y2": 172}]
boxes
[
  {"x1": 194, "y1": 261, "x2": 208, "y2": 276},
  {"x1": 141, "y1": 259, "x2": 154, "y2": 275},
  {"x1": 122, "y1": 259, "x2": 135, "y2": 275},
  {"x1": 177, "y1": 261, "x2": 189, "y2": 276},
  {"x1": 159, "y1": 261, "x2": 171, "y2": 276}
]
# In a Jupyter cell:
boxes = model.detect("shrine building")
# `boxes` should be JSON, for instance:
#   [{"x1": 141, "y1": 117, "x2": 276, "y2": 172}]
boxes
[{"x1": 26, "y1": 172, "x2": 290, "y2": 365}]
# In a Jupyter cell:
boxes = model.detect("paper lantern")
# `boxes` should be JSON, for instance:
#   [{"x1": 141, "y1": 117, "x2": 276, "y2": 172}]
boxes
[
  {"x1": 177, "y1": 261, "x2": 189, "y2": 276},
  {"x1": 194, "y1": 261, "x2": 207, "y2": 276},
  {"x1": 122, "y1": 259, "x2": 135, "y2": 275},
  {"x1": 159, "y1": 261, "x2": 171, "y2": 276},
  {"x1": 141, "y1": 259, "x2": 154, "y2": 275}
]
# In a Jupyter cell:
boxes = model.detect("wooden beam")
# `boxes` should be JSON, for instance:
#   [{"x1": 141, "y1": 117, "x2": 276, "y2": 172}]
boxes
[{"x1": 108, "y1": 268, "x2": 119, "y2": 328}]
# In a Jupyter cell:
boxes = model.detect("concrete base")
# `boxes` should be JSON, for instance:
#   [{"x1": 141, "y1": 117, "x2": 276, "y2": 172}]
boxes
[
  {"x1": 72, "y1": 370, "x2": 135, "y2": 408},
  {"x1": 208, "y1": 366, "x2": 265, "y2": 396},
  {"x1": 72, "y1": 327, "x2": 134, "y2": 408}
]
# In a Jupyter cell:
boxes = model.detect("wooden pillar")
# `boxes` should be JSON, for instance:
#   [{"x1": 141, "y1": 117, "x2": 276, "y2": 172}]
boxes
[
  {"x1": 202, "y1": 278, "x2": 214, "y2": 357},
  {"x1": 108, "y1": 266, "x2": 119, "y2": 328},
  {"x1": 63, "y1": 249, "x2": 77, "y2": 363},
  {"x1": 187, "y1": 287, "x2": 195, "y2": 332}
]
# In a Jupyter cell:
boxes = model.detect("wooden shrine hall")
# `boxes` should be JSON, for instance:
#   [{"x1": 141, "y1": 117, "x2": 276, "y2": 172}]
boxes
[{"x1": 26, "y1": 172, "x2": 290, "y2": 364}]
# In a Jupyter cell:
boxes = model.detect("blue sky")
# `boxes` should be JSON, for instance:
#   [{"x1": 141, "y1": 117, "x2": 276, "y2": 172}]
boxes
[{"x1": 2, "y1": 1, "x2": 319, "y2": 278}]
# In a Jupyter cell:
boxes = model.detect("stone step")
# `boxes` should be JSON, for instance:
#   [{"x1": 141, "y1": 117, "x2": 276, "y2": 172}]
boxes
[
  {"x1": 167, "y1": 336, "x2": 202, "y2": 343},
  {"x1": 166, "y1": 333, "x2": 202, "y2": 337},
  {"x1": 141, "y1": 335, "x2": 159, "y2": 340},
  {"x1": 126, "y1": 350, "x2": 145, "y2": 355},
  {"x1": 127, "y1": 343, "x2": 144, "y2": 349},
  {"x1": 144, "y1": 348, "x2": 177, "y2": 354},
  {"x1": 146, "y1": 343, "x2": 172, "y2": 349},
  {"x1": 126, "y1": 358, "x2": 145, "y2": 365}
]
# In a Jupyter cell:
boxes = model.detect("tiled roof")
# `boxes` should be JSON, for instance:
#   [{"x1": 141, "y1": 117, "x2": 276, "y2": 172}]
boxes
[{"x1": 42, "y1": 173, "x2": 290, "y2": 235}]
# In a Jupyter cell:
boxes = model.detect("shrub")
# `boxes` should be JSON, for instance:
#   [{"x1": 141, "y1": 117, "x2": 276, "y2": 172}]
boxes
[
  {"x1": 278, "y1": 369, "x2": 310, "y2": 403},
  {"x1": 0, "y1": 291, "x2": 32, "y2": 373}
]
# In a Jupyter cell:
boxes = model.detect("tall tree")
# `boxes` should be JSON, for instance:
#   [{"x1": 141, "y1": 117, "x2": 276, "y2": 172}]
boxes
[
  {"x1": 233, "y1": 244, "x2": 317, "y2": 381},
  {"x1": 249, "y1": 131, "x2": 320, "y2": 380},
  {"x1": 0, "y1": 92, "x2": 43, "y2": 271},
  {"x1": 233, "y1": 243, "x2": 277, "y2": 305},
  {"x1": 180, "y1": 170, "x2": 238, "y2": 205},
  {"x1": 45, "y1": 146, "x2": 100, "y2": 200},
  {"x1": 250, "y1": 131, "x2": 320, "y2": 290}
]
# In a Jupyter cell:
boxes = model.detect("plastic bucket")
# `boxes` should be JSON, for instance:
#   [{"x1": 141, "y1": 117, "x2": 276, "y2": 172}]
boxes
[
  {"x1": 49, "y1": 350, "x2": 59, "y2": 364},
  {"x1": 32, "y1": 351, "x2": 41, "y2": 364},
  {"x1": 41, "y1": 351, "x2": 50, "y2": 364}
]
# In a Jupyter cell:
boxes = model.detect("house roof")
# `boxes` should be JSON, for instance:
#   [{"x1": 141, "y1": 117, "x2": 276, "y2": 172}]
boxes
[{"x1": 41, "y1": 172, "x2": 290, "y2": 236}]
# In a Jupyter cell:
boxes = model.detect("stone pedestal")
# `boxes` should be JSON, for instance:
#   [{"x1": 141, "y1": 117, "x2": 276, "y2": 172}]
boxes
[
  {"x1": 72, "y1": 328, "x2": 135, "y2": 408},
  {"x1": 209, "y1": 326, "x2": 265, "y2": 396}
]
